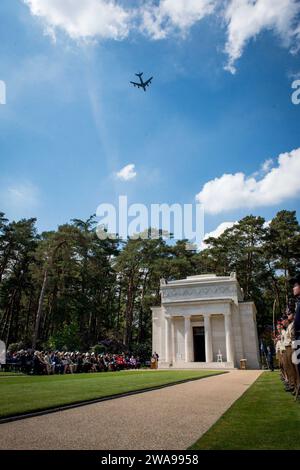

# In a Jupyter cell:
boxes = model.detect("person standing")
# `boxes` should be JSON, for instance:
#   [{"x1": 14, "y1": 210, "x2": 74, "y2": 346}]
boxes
[
  {"x1": 151, "y1": 352, "x2": 159, "y2": 369},
  {"x1": 289, "y1": 274, "x2": 300, "y2": 399},
  {"x1": 280, "y1": 316, "x2": 290, "y2": 389},
  {"x1": 284, "y1": 308, "x2": 297, "y2": 393},
  {"x1": 275, "y1": 333, "x2": 282, "y2": 376}
]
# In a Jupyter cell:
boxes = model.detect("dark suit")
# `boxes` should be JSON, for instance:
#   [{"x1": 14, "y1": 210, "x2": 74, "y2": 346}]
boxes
[
  {"x1": 294, "y1": 298, "x2": 300, "y2": 339},
  {"x1": 293, "y1": 298, "x2": 300, "y2": 379}
]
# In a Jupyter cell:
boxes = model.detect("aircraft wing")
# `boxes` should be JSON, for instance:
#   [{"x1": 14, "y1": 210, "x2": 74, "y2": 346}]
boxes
[
  {"x1": 130, "y1": 81, "x2": 143, "y2": 88},
  {"x1": 144, "y1": 77, "x2": 153, "y2": 87}
]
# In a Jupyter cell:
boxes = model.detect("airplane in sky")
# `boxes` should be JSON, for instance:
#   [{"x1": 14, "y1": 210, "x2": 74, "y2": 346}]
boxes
[{"x1": 130, "y1": 73, "x2": 153, "y2": 92}]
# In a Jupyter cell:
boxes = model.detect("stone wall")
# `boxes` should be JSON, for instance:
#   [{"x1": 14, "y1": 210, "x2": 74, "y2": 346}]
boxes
[{"x1": 211, "y1": 315, "x2": 226, "y2": 362}]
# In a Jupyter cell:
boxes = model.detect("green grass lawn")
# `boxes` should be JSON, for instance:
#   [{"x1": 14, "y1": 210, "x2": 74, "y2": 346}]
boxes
[
  {"x1": 0, "y1": 369, "x2": 224, "y2": 419},
  {"x1": 191, "y1": 371, "x2": 300, "y2": 450},
  {"x1": 0, "y1": 372, "x2": 24, "y2": 377}
]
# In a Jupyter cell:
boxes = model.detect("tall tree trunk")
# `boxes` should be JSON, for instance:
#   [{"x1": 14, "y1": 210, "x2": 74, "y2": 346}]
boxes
[
  {"x1": 4, "y1": 289, "x2": 18, "y2": 345},
  {"x1": 0, "y1": 247, "x2": 12, "y2": 283},
  {"x1": 116, "y1": 284, "x2": 122, "y2": 330},
  {"x1": 123, "y1": 275, "x2": 135, "y2": 348},
  {"x1": 12, "y1": 290, "x2": 21, "y2": 343},
  {"x1": 138, "y1": 273, "x2": 148, "y2": 343},
  {"x1": 32, "y1": 269, "x2": 48, "y2": 349},
  {"x1": 0, "y1": 306, "x2": 10, "y2": 341},
  {"x1": 0, "y1": 288, "x2": 17, "y2": 344},
  {"x1": 267, "y1": 261, "x2": 282, "y2": 317},
  {"x1": 25, "y1": 293, "x2": 33, "y2": 340}
]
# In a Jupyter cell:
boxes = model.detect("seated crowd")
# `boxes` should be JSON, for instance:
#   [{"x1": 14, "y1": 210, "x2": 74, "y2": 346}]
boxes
[{"x1": 5, "y1": 350, "x2": 141, "y2": 375}]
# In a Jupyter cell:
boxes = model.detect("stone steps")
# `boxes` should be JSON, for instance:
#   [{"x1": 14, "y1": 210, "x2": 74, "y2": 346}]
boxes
[{"x1": 158, "y1": 361, "x2": 235, "y2": 369}]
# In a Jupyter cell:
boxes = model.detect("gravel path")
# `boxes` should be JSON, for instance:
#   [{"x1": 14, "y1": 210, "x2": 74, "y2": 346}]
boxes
[{"x1": 0, "y1": 369, "x2": 262, "y2": 450}]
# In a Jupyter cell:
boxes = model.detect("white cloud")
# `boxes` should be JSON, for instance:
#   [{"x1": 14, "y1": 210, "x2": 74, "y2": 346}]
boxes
[
  {"x1": 23, "y1": 0, "x2": 215, "y2": 41},
  {"x1": 263, "y1": 219, "x2": 271, "y2": 228},
  {"x1": 23, "y1": 0, "x2": 132, "y2": 41},
  {"x1": 141, "y1": 0, "x2": 216, "y2": 40},
  {"x1": 0, "y1": 182, "x2": 40, "y2": 219},
  {"x1": 223, "y1": 0, "x2": 300, "y2": 73},
  {"x1": 116, "y1": 163, "x2": 137, "y2": 181},
  {"x1": 204, "y1": 221, "x2": 237, "y2": 239},
  {"x1": 252, "y1": 158, "x2": 274, "y2": 178},
  {"x1": 22, "y1": 0, "x2": 300, "y2": 72},
  {"x1": 200, "y1": 220, "x2": 237, "y2": 249},
  {"x1": 260, "y1": 158, "x2": 273, "y2": 174},
  {"x1": 7, "y1": 183, "x2": 39, "y2": 208},
  {"x1": 196, "y1": 147, "x2": 300, "y2": 214}
]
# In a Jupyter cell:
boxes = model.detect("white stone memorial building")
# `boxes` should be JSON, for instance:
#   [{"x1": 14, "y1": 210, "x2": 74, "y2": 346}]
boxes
[{"x1": 151, "y1": 273, "x2": 260, "y2": 369}]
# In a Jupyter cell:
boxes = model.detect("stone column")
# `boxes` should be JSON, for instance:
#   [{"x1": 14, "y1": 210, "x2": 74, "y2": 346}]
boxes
[
  {"x1": 184, "y1": 315, "x2": 192, "y2": 362},
  {"x1": 224, "y1": 313, "x2": 235, "y2": 363},
  {"x1": 165, "y1": 316, "x2": 171, "y2": 364},
  {"x1": 171, "y1": 317, "x2": 176, "y2": 363},
  {"x1": 204, "y1": 314, "x2": 213, "y2": 363}
]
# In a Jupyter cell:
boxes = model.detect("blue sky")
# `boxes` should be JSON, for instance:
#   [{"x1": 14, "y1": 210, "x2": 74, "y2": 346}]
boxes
[{"x1": 0, "y1": 0, "x2": 300, "y2": 242}]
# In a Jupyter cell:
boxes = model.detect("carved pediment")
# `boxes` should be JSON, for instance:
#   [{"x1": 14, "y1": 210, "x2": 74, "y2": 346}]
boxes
[{"x1": 161, "y1": 283, "x2": 235, "y2": 302}]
